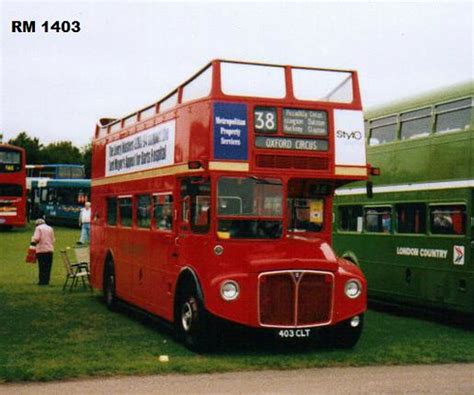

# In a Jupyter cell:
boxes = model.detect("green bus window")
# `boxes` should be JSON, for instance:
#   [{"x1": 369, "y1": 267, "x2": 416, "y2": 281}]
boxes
[
  {"x1": 106, "y1": 197, "x2": 117, "y2": 226},
  {"x1": 400, "y1": 107, "x2": 432, "y2": 140},
  {"x1": 153, "y1": 195, "x2": 173, "y2": 231},
  {"x1": 369, "y1": 115, "x2": 397, "y2": 145},
  {"x1": 137, "y1": 195, "x2": 152, "y2": 228},
  {"x1": 435, "y1": 98, "x2": 472, "y2": 134},
  {"x1": 430, "y1": 205, "x2": 466, "y2": 235},
  {"x1": 396, "y1": 203, "x2": 426, "y2": 234},
  {"x1": 118, "y1": 197, "x2": 132, "y2": 227},
  {"x1": 339, "y1": 205, "x2": 363, "y2": 232},
  {"x1": 364, "y1": 207, "x2": 392, "y2": 233}
]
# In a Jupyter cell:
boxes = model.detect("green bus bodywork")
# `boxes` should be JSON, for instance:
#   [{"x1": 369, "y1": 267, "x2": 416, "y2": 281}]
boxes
[{"x1": 333, "y1": 81, "x2": 474, "y2": 315}]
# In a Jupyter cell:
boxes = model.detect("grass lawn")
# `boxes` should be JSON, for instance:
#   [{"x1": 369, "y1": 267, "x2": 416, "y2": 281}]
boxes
[{"x1": 1, "y1": 224, "x2": 473, "y2": 382}]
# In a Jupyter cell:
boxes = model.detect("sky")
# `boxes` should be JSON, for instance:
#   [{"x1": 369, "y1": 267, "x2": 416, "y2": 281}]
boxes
[{"x1": 0, "y1": 1, "x2": 472, "y2": 148}]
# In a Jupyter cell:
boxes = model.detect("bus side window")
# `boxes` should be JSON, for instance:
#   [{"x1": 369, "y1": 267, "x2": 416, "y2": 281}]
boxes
[
  {"x1": 137, "y1": 195, "x2": 152, "y2": 228},
  {"x1": 181, "y1": 178, "x2": 211, "y2": 234},
  {"x1": 41, "y1": 188, "x2": 48, "y2": 202},
  {"x1": 118, "y1": 197, "x2": 132, "y2": 227},
  {"x1": 339, "y1": 205, "x2": 363, "y2": 232},
  {"x1": 154, "y1": 194, "x2": 173, "y2": 231},
  {"x1": 106, "y1": 197, "x2": 117, "y2": 226},
  {"x1": 430, "y1": 205, "x2": 466, "y2": 235},
  {"x1": 364, "y1": 207, "x2": 392, "y2": 233},
  {"x1": 396, "y1": 203, "x2": 426, "y2": 234}
]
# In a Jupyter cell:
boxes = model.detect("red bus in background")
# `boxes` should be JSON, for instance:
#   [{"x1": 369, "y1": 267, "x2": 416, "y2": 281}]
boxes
[
  {"x1": 91, "y1": 60, "x2": 369, "y2": 351},
  {"x1": 0, "y1": 144, "x2": 26, "y2": 229}
]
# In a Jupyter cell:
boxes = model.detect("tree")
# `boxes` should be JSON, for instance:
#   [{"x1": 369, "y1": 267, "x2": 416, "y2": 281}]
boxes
[
  {"x1": 8, "y1": 132, "x2": 43, "y2": 163},
  {"x1": 81, "y1": 143, "x2": 92, "y2": 178},
  {"x1": 41, "y1": 141, "x2": 82, "y2": 164}
]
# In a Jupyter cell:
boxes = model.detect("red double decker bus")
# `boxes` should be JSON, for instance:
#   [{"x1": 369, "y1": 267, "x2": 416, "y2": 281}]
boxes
[
  {"x1": 0, "y1": 144, "x2": 27, "y2": 229},
  {"x1": 91, "y1": 60, "x2": 369, "y2": 350}
]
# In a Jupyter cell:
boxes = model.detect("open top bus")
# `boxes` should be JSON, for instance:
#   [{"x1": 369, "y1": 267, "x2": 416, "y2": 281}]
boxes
[{"x1": 91, "y1": 60, "x2": 370, "y2": 350}]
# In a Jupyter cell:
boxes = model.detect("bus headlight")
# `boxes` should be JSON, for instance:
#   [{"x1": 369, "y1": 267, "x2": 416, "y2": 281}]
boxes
[
  {"x1": 220, "y1": 280, "x2": 239, "y2": 301},
  {"x1": 345, "y1": 279, "x2": 362, "y2": 299}
]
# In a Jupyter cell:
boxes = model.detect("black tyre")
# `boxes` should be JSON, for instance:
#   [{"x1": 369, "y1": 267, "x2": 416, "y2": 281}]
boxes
[
  {"x1": 103, "y1": 261, "x2": 117, "y2": 311},
  {"x1": 320, "y1": 314, "x2": 364, "y2": 348},
  {"x1": 175, "y1": 288, "x2": 214, "y2": 352}
]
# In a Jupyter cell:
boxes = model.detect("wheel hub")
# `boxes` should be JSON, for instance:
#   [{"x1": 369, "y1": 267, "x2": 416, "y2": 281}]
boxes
[{"x1": 181, "y1": 300, "x2": 195, "y2": 332}]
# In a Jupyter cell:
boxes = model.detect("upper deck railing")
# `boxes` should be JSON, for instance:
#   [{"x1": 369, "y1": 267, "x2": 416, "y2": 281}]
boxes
[{"x1": 95, "y1": 60, "x2": 361, "y2": 140}]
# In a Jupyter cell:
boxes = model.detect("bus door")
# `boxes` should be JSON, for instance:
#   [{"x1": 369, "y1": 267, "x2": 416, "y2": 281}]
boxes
[
  {"x1": 176, "y1": 177, "x2": 212, "y2": 276},
  {"x1": 149, "y1": 192, "x2": 176, "y2": 318}
]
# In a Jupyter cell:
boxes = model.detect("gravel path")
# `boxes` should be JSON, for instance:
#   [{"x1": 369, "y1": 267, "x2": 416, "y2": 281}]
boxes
[{"x1": 2, "y1": 364, "x2": 473, "y2": 394}]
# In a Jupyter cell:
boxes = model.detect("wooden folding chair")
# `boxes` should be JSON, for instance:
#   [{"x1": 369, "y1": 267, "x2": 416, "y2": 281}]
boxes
[{"x1": 60, "y1": 249, "x2": 92, "y2": 292}]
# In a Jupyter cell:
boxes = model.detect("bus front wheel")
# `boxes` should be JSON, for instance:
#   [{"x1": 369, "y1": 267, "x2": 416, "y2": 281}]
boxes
[
  {"x1": 103, "y1": 261, "x2": 117, "y2": 311},
  {"x1": 176, "y1": 290, "x2": 213, "y2": 352}
]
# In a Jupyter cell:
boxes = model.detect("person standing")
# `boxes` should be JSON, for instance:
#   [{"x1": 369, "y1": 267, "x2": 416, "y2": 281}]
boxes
[
  {"x1": 78, "y1": 202, "x2": 91, "y2": 244},
  {"x1": 31, "y1": 218, "x2": 55, "y2": 286}
]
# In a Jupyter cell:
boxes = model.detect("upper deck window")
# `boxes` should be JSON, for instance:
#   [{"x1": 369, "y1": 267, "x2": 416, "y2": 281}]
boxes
[
  {"x1": 123, "y1": 114, "x2": 137, "y2": 128},
  {"x1": 369, "y1": 115, "x2": 397, "y2": 145},
  {"x1": 140, "y1": 105, "x2": 156, "y2": 121},
  {"x1": 160, "y1": 91, "x2": 178, "y2": 113},
  {"x1": 435, "y1": 98, "x2": 472, "y2": 134},
  {"x1": 292, "y1": 68, "x2": 353, "y2": 103},
  {"x1": 0, "y1": 149, "x2": 22, "y2": 172},
  {"x1": 182, "y1": 66, "x2": 212, "y2": 103},
  {"x1": 400, "y1": 107, "x2": 432, "y2": 140},
  {"x1": 220, "y1": 62, "x2": 286, "y2": 99},
  {"x1": 57, "y1": 167, "x2": 85, "y2": 179},
  {"x1": 0, "y1": 150, "x2": 21, "y2": 165},
  {"x1": 110, "y1": 122, "x2": 121, "y2": 133}
]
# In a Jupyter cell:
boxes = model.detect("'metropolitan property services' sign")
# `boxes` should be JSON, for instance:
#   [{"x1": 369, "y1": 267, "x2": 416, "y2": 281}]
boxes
[{"x1": 105, "y1": 120, "x2": 176, "y2": 176}]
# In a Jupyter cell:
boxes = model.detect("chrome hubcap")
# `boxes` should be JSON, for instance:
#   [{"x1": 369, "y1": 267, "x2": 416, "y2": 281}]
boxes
[{"x1": 181, "y1": 301, "x2": 194, "y2": 332}]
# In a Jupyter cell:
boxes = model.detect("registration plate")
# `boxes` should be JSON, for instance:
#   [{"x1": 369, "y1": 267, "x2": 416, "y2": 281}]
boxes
[{"x1": 277, "y1": 328, "x2": 312, "y2": 338}]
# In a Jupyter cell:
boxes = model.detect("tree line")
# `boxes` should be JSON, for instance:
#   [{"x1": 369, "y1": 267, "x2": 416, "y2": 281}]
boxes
[{"x1": 6, "y1": 132, "x2": 92, "y2": 178}]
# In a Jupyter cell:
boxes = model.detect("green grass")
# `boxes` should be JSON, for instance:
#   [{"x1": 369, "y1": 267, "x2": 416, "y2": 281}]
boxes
[{"x1": 1, "y1": 224, "x2": 473, "y2": 382}]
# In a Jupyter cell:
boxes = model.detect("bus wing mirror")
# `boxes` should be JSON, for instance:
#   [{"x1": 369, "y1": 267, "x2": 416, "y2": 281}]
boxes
[{"x1": 366, "y1": 181, "x2": 373, "y2": 199}]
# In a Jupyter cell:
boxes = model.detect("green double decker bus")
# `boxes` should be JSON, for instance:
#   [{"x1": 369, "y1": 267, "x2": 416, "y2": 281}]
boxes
[{"x1": 333, "y1": 81, "x2": 473, "y2": 316}]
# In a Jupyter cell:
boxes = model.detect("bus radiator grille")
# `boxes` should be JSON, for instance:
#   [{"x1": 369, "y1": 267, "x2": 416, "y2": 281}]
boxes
[
  {"x1": 255, "y1": 155, "x2": 329, "y2": 170},
  {"x1": 259, "y1": 271, "x2": 333, "y2": 327}
]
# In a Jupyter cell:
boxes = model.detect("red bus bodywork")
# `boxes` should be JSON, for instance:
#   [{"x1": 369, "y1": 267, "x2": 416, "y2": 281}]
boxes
[
  {"x1": 0, "y1": 144, "x2": 27, "y2": 228},
  {"x1": 91, "y1": 60, "x2": 368, "y2": 348}
]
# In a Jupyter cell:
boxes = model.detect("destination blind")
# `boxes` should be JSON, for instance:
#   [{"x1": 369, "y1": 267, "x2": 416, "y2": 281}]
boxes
[
  {"x1": 283, "y1": 109, "x2": 328, "y2": 136},
  {"x1": 255, "y1": 136, "x2": 328, "y2": 151}
]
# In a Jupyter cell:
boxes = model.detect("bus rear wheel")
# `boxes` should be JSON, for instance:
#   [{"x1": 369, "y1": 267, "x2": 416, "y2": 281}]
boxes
[
  {"x1": 176, "y1": 290, "x2": 213, "y2": 352},
  {"x1": 103, "y1": 261, "x2": 117, "y2": 311},
  {"x1": 320, "y1": 314, "x2": 364, "y2": 348}
]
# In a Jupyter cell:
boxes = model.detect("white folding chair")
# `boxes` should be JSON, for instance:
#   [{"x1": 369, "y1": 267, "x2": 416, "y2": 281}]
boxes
[{"x1": 60, "y1": 248, "x2": 92, "y2": 292}]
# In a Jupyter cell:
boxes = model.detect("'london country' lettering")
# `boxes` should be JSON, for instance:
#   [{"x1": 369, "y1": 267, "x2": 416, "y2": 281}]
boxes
[{"x1": 396, "y1": 247, "x2": 448, "y2": 259}]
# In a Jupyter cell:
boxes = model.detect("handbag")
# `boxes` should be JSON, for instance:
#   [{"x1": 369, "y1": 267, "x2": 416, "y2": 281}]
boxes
[{"x1": 25, "y1": 245, "x2": 37, "y2": 264}]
